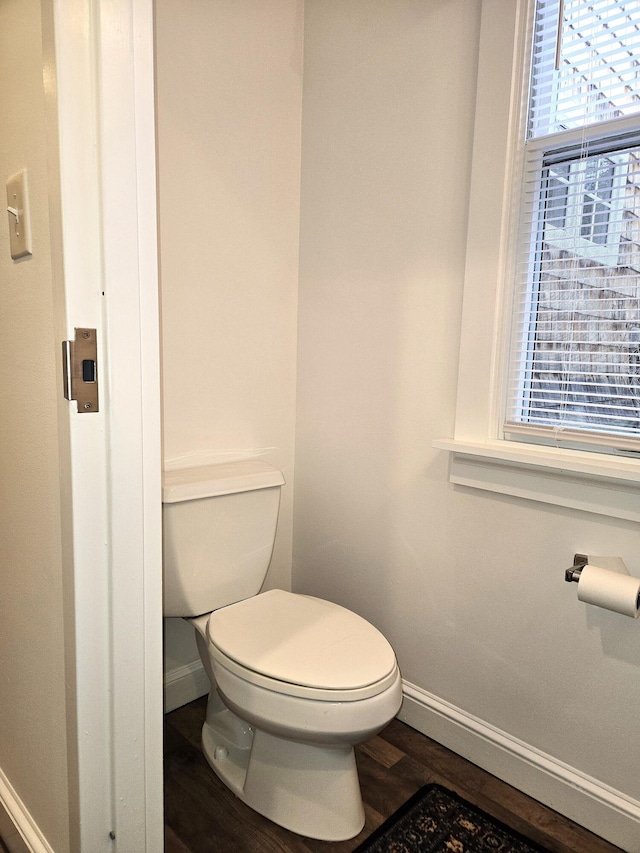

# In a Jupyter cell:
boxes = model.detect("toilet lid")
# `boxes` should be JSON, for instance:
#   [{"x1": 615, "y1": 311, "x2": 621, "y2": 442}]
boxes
[{"x1": 206, "y1": 589, "x2": 397, "y2": 692}]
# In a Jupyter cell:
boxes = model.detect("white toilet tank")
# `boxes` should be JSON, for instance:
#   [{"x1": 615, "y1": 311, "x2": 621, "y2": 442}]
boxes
[{"x1": 162, "y1": 460, "x2": 285, "y2": 617}]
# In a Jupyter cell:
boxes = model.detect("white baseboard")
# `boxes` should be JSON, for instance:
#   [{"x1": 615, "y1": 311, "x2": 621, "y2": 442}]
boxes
[
  {"x1": 164, "y1": 660, "x2": 210, "y2": 713},
  {"x1": 0, "y1": 766, "x2": 53, "y2": 853},
  {"x1": 399, "y1": 680, "x2": 640, "y2": 853}
]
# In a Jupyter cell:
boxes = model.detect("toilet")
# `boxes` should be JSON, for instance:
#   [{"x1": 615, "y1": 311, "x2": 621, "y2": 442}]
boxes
[{"x1": 162, "y1": 460, "x2": 402, "y2": 841}]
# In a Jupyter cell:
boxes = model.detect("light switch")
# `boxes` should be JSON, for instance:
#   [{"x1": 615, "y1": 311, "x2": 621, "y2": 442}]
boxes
[{"x1": 6, "y1": 169, "x2": 32, "y2": 260}]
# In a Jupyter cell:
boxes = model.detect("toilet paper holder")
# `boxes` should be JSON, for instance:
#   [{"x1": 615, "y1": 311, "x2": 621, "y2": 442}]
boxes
[{"x1": 565, "y1": 553, "x2": 589, "y2": 584}]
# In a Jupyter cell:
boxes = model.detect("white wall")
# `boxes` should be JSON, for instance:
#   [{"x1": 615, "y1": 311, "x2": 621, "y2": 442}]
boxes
[
  {"x1": 0, "y1": 1, "x2": 69, "y2": 849},
  {"x1": 294, "y1": 0, "x2": 640, "y2": 846},
  {"x1": 155, "y1": 0, "x2": 304, "y2": 679}
]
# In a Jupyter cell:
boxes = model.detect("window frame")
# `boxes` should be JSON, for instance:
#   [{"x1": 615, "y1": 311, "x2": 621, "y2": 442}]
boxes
[{"x1": 435, "y1": 0, "x2": 640, "y2": 522}]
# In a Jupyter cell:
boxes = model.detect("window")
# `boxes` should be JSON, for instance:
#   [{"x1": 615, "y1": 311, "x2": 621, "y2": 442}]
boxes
[
  {"x1": 505, "y1": 0, "x2": 640, "y2": 451},
  {"x1": 435, "y1": 0, "x2": 640, "y2": 523}
]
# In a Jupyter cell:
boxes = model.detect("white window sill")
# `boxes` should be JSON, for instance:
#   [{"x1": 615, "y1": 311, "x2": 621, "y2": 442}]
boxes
[{"x1": 433, "y1": 438, "x2": 640, "y2": 522}]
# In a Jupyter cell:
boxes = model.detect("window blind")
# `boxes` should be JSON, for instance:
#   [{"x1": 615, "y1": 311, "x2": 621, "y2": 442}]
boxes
[
  {"x1": 505, "y1": 0, "x2": 640, "y2": 450},
  {"x1": 529, "y1": 0, "x2": 640, "y2": 137}
]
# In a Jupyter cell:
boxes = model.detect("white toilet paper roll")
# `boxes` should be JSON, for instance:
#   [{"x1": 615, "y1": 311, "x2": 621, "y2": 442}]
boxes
[{"x1": 577, "y1": 564, "x2": 640, "y2": 618}]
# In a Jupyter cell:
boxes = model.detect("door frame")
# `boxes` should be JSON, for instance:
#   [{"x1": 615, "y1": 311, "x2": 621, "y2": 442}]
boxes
[{"x1": 47, "y1": 1, "x2": 163, "y2": 849}]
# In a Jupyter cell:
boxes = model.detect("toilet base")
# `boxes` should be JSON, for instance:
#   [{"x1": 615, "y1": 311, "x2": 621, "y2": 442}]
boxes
[{"x1": 201, "y1": 695, "x2": 366, "y2": 841}]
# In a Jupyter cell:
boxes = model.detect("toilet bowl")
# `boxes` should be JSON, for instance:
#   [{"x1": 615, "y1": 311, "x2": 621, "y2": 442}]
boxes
[
  {"x1": 191, "y1": 589, "x2": 402, "y2": 841},
  {"x1": 162, "y1": 460, "x2": 402, "y2": 841}
]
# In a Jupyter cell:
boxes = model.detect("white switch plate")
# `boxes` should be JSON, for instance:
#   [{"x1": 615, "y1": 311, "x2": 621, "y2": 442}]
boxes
[{"x1": 6, "y1": 169, "x2": 32, "y2": 260}]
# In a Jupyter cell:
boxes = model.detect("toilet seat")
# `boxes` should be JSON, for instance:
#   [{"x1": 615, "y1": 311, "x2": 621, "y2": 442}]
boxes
[{"x1": 206, "y1": 589, "x2": 399, "y2": 702}]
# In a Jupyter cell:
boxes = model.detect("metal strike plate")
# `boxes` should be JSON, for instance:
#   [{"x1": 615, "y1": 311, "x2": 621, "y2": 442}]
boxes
[{"x1": 62, "y1": 328, "x2": 99, "y2": 413}]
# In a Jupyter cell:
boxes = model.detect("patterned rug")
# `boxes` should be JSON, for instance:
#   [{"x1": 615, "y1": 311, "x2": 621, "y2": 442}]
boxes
[{"x1": 354, "y1": 784, "x2": 551, "y2": 852}]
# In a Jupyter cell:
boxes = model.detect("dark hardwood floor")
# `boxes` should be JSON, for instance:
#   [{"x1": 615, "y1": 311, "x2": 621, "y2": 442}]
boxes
[{"x1": 164, "y1": 696, "x2": 624, "y2": 853}]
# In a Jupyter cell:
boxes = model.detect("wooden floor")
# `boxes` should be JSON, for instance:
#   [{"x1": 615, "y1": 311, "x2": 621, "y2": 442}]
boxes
[{"x1": 164, "y1": 696, "x2": 624, "y2": 853}]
